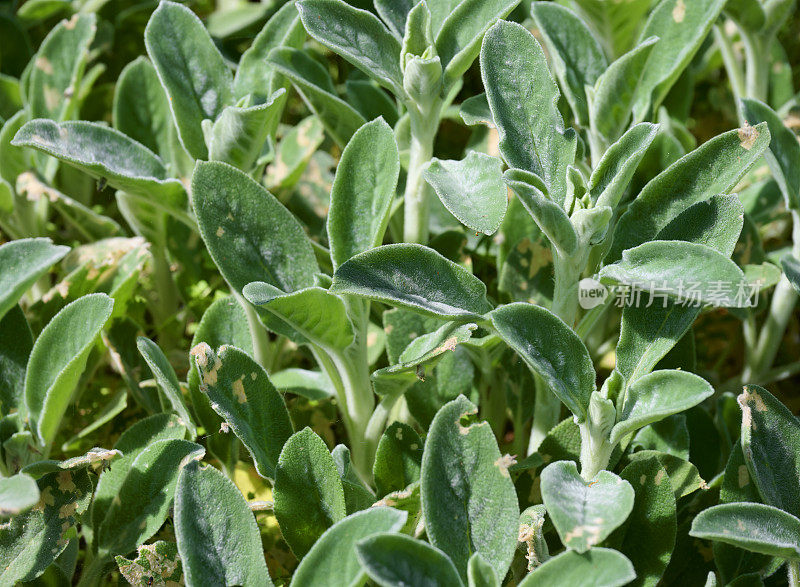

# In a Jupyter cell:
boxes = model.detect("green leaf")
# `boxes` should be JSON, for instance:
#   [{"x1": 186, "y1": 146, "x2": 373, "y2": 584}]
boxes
[
  {"x1": 590, "y1": 37, "x2": 658, "y2": 144},
  {"x1": 436, "y1": 0, "x2": 520, "y2": 91},
  {"x1": 610, "y1": 370, "x2": 714, "y2": 445},
  {"x1": 0, "y1": 237, "x2": 68, "y2": 322},
  {"x1": 296, "y1": 0, "x2": 404, "y2": 97},
  {"x1": 741, "y1": 98, "x2": 800, "y2": 210},
  {"x1": 531, "y1": 2, "x2": 607, "y2": 126},
  {"x1": 467, "y1": 553, "x2": 499, "y2": 587},
  {"x1": 518, "y1": 548, "x2": 636, "y2": 587},
  {"x1": 175, "y1": 461, "x2": 271, "y2": 585},
  {"x1": 25, "y1": 293, "x2": 114, "y2": 447},
  {"x1": 503, "y1": 168, "x2": 579, "y2": 256},
  {"x1": 590, "y1": 123, "x2": 659, "y2": 209},
  {"x1": 115, "y1": 541, "x2": 183, "y2": 587},
  {"x1": 145, "y1": 0, "x2": 234, "y2": 159},
  {"x1": 0, "y1": 469, "x2": 92, "y2": 584},
  {"x1": 398, "y1": 321, "x2": 477, "y2": 368},
  {"x1": 113, "y1": 57, "x2": 172, "y2": 159},
  {"x1": 0, "y1": 474, "x2": 39, "y2": 516},
  {"x1": 600, "y1": 241, "x2": 747, "y2": 307},
  {"x1": 421, "y1": 395, "x2": 518, "y2": 579},
  {"x1": 612, "y1": 457, "x2": 677, "y2": 587},
  {"x1": 29, "y1": 13, "x2": 96, "y2": 121},
  {"x1": 655, "y1": 194, "x2": 744, "y2": 257},
  {"x1": 273, "y1": 427, "x2": 346, "y2": 558},
  {"x1": 266, "y1": 47, "x2": 368, "y2": 148},
  {"x1": 208, "y1": 90, "x2": 286, "y2": 172},
  {"x1": 270, "y1": 368, "x2": 334, "y2": 400},
  {"x1": 292, "y1": 507, "x2": 407, "y2": 586},
  {"x1": 491, "y1": 303, "x2": 595, "y2": 421},
  {"x1": 192, "y1": 160, "x2": 318, "y2": 297},
  {"x1": 91, "y1": 413, "x2": 188, "y2": 537},
  {"x1": 373, "y1": 422, "x2": 423, "y2": 497},
  {"x1": 375, "y1": 0, "x2": 415, "y2": 37},
  {"x1": 356, "y1": 533, "x2": 465, "y2": 587},
  {"x1": 540, "y1": 460, "x2": 635, "y2": 553},
  {"x1": 739, "y1": 385, "x2": 800, "y2": 517},
  {"x1": 234, "y1": 2, "x2": 305, "y2": 100},
  {"x1": 330, "y1": 244, "x2": 492, "y2": 319},
  {"x1": 328, "y1": 118, "x2": 399, "y2": 269},
  {"x1": 480, "y1": 20, "x2": 576, "y2": 204},
  {"x1": 424, "y1": 151, "x2": 507, "y2": 235},
  {"x1": 690, "y1": 503, "x2": 800, "y2": 561},
  {"x1": 96, "y1": 439, "x2": 204, "y2": 559},
  {"x1": 11, "y1": 119, "x2": 186, "y2": 206},
  {"x1": 331, "y1": 445, "x2": 375, "y2": 514},
  {"x1": 782, "y1": 254, "x2": 800, "y2": 295},
  {"x1": 266, "y1": 115, "x2": 324, "y2": 190},
  {"x1": 632, "y1": 0, "x2": 727, "y2": 120},
  {"x1": 460, "y1": 93, "x2": 494, "y2": 127},
  {"x1": 0, "y1": 306, "x2": 32, "y2": 415},
  {"x1": 137, "y1": 337, "x2": 196, "y2": 437},
  {"x1": 190, "y1": 343, "x2": 293, "y2": 480},
  {"x1": 609, "y1": 123, "x2": 770, "y2": 261},
  {"x1": 725, "y1": 0, "x2": 767, "y2": 30},
  {"x1": 21, "y1": 447, "x2": 121, "y2": 478},
  {"x1": 627, "y1": 450, "x2": 706, "y2": 499}
]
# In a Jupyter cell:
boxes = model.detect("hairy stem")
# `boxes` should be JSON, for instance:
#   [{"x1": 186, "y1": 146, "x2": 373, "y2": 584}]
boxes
[
  {"x1": 714, "y1": 24, "x2": 746, "y2": 105},
  {"x1": 403, "y1": 104, "x2": 440, "y2": 244},
  {"x1": 741, "y1": 29, "x2": 769, "y2": 101},
  {"x1": 234, "y1": 291, "x2": 273, "y2": 369}
]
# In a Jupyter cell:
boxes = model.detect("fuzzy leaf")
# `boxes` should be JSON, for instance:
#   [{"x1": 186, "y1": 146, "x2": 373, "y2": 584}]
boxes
[
  {"x1": 330, "y1": 244, "x2": 492, "y2": 319},
  {"x1": 491, "y1": 303, "x2": 595, "y2": 421},
  {"x1": 421, "y1": 395, "x2": 518, "y2": 579},
  {"x1": 328, "y1": 118, "x2": 399, "y2": 269},
  {"x1": 782, "y1": 254, "x2": 800, "y2": 295},
  {"x1": 738, "y1": 385, "x2": 800, "y2": 517},
  {"x1": 25, "y1": 293, "x2": 114, "y2": 447},
  {"x1": 191, "y1": 344, "x2": 293, "y2": 480},
  {"x1": 467, "y1": 553, "x2": 499, "y2": 587},
  {"x1": 480, "y1": 21, "x2": 576, "y2": 205},
  {"x1": 292, "y1": 507, "x2": 407, "y2": 586},
  {"x1": 0, "y1": 474, "x2": 39, "y2": 517},
  {"x1": 273, "y1": 428, "x2": 346, "y2": 558},
  {"x1": 0, "y1": 306, "x2": 32, "y2": 416},
  {"x1": 145, "y1": 1, "x2": 234, "y2": 159},
  {"x1": 398, "y1": 321, "x2": 477, "y2": 367},
  {"x1": 175, "y1": 461, "x2": 271, "y2": 585},
  {"x1": 12, "y1": 119, "x2": 186, "y2": 206},
  {"x1": 373, "y1": 422, "x2": 424, "y2": 497},
  {"x1": 655, "y1": 194, "x2": 744, "y2": 257},
  {"x1": 115, "y1": 541, "x2": 183, "y2": 587},
  {"x1": 690, "y1": 503, "x2": 800, "y2": 561},
  {"x1": 610, "y1": 370, "x2": 714, "y2": 445},
  {"x1": 540, "y1": 460, "x2": 635, "y2": 553},
  {"x1": 356, "y1": 533, "x2": 465, "y2": 587},
  {"x1": 424, "y1": 151, "x2": 507, "y2": 235},
  {"x1": 0, "y1": 238, "x2": 68, "y2": 322},
  {"x1": 518, "y1": 548, "x2": 636, "y2": 587},
  {"x1": 609, "y1": 123, "x2": 770, "y2": 261}
]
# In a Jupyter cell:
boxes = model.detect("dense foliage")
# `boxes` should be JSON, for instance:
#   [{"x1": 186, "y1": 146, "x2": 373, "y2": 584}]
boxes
[{"x1": 1, "y1": 0, "x2": 800, "y2": 585}]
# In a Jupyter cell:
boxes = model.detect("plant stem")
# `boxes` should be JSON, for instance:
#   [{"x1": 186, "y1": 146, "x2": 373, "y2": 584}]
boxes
[
  {"x1": 741, "y1": 29, "x2": 769, "y2": 101},
  {"x1": 714, "y1": 24, "x2": 746, "y2": 105},
  {"x1": 789, "y1": 560, "x2": 800, "y2": 587},
  {"x1": 403, "y1": 104, "x2": 440, "y2": 244},
  {"x1": 77, "y1": 555, "x2": 108, "y2": 587},
  {"x1": 235, "y1": 291, "x2": 273, "y2": 369},
  {"x1": 528, "y1": 373, "x2": 561, "y2": 454}
]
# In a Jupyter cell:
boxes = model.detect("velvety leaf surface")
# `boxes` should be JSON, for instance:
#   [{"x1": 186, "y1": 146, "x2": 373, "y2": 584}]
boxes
[
  {"x1": 115, "y1": 541, "x2": 183, "y2": 587},
  {"x1": 540, "y1": 460, "x2": 635, "y2": 553},
  {"x1": 690, "y1": 503, "x2": 800, "y2": 561},
  {"x1": 330, "y1": 244, "x2": 492, "y2": 319},
  {"x1": 0, "y1": 473, "x2": 39, "y2": 516},
  {"x1": 421, "y1": 396, "x2": 518, "y2": 579},
  {"x1": 175, "y1": 461, "x2": 271, "y2": 586},
  {"x1": 480, "y1": 20, "x2": 576, "y2": 204},
  {"x1": 655, "y1": 194, "x2": 744, "y2": 257},
  {"x1": 783, "y1": 254, "x2": 800, "y2": 295},
  {"x1": 0, "y1": 237, "x2": 68, "y2": 322},
  {"x1": 356, "y1": 533, "x2": 464, "y2": 587},
  {"x1": 328, "y1": 118, "x2": 399, "y2": 269},
  {"x1": 398, "y1": 321, "x2": 477, "y2": 368},
  {"x1": 424, "y1": 151, "x2": 507, "y2": 235},
  {"x1": 25, "y1": 293, "x2": 114, "y2": 447},
  {"x1": 491, "y1": 303, "x2": 595, "y2": 421},
  {"x1": 273, "y1": 427, "x2": 346, "y2": 558},
  {"x1": 467, "y1": 552, "x2": 499, "y2": 587},
  {"x1": 373, "y1": 422, "x2": 424, "y2": 497},
  {"x1": 518, "y1": 548, "x2": 636, "y2": 587},
  {"x1": 145, "y1": 0, "x2": 234, "y2": 159},
  {"x1": 291, "y1": 507, "x2": 407, "y2": 586},
  {"x1": 191, "y1": 343, "x2": 293, "y2": 479}
]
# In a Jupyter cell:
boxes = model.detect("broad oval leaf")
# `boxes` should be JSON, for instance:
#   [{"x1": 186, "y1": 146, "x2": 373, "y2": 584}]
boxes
[
  {"x1": 690, "y1": 502, "x2": 800, "y2": 561},
  {"x1": 291, "y1": 507, "x2": 407, "y2": 586},
  {"x1": 655, "y1": 194, "x2": 744, "y2": 257},
  {"x1": 191, "y1": 343, "x2": 293, "y2": 479},
  {"x1": 175, "y1": 461, "x2": 271, "y2": 586},
  {"x1": 25, "y1": 293, "x2": 114, "y2": 447},
  {"x1": 518, "y1": 547, "x2": 636, "y2": 587},
  {"x1": 330, "y1": 244, "x2": 493, "y2": 319},
  {"x1": 273, "y1": 427, "x2": 346, "y2": 558},
  {"x1": 373, "y1": 422, "x2": 424, "y2": 497},
  {"x1": 0, "y1": 473, "x2": 39, "y2": 517},
  {"x1": 610, "y1": 370, "x2": 715, "y2": 445},
  {"x1": 12, "y1": 119, "x2": 186, "y2": 205},
  {"x1": 145, "y1": 0, "x2": 234, "y2": 159},
  {"x1": 540, "y1": 460, "x2": 635, "y2": 553},
  {"x1": 356, "y1": 533, "x2": 465, "y2": 587},
  {"x1": 328, "y1": 118, "x2": 399, "y2": 269},
  {"x1": 491, "y1": 303, "x2": 595, "y2": 421},
  {"x1": 421, "y1": 395, "x2": 518, "y2": 580},
  {"x1": 0, "y1": 237, "x2": 68, "y2": 322},
  {"x1": 424, "y1": 151, "x2": 507, "y2": 235}
]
